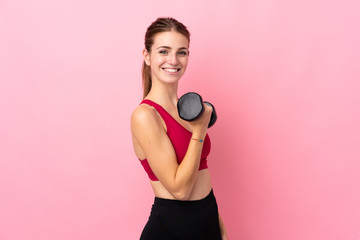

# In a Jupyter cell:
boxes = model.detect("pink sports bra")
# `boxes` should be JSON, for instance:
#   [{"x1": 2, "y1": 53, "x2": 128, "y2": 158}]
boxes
[{"x1": 139, "y1": 99, "x2": 211, "y2": 181}]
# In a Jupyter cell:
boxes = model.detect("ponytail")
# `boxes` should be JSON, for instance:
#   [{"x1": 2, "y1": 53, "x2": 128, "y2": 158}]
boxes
[{"x1": 142, "y1": 61, "x2": 151, "y2": 99}]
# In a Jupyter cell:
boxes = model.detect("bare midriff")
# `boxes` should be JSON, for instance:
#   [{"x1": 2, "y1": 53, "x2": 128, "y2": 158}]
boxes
[{"x1": 150, "y1": 169, "x2": 212, "y2": 200}]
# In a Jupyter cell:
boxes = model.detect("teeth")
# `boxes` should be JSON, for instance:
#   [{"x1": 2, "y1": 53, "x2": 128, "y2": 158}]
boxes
[{"x1": 163, "y1": 68, "x2": 179, "y2": 73}]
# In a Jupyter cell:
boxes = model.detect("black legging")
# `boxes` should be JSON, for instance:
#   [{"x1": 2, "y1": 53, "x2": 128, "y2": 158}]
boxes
[{"x1": 140, "y1": 189, "x2": 222, "y2": 240}]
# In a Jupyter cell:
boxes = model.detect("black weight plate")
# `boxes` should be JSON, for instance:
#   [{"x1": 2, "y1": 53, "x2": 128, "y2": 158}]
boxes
[
  {"x1": 204, "y1": 101, "x2": 217, "y2": 128},
  {"x1": 177, "y1": 92, "x2": 204, "y2": 121}
]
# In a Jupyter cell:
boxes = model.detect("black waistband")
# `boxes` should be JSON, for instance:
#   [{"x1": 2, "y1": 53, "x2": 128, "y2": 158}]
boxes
[{"x1": 154, "y1": 189, "x2": 215, "y2": 209}]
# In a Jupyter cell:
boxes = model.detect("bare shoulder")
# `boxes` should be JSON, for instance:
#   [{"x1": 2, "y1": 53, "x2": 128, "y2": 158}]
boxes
[
  {"x1": 131, "y1": 104, "x2": 158, "y2": 126},
  {"x1": 131, "y1": 104, "x2": 163, "y2": 139}
]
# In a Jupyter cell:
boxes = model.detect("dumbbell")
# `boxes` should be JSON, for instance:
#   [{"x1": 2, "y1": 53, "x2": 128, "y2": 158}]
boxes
[{"x1": 177, "y1": 92, "x2": 217, "y2": 128}]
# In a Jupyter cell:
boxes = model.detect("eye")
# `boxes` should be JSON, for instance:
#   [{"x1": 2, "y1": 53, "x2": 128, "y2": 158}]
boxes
[
  {"x1": 159, "y1": 50, "x2": 168, "y2": 55},
  {"x1": 178, "y1": 51, "x2": 188, "y2": 56}
]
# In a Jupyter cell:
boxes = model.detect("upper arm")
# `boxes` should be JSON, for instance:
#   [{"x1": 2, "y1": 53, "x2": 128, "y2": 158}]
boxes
[{"x1": 131, "y1": 105, "x2": 179, "y2": 186}]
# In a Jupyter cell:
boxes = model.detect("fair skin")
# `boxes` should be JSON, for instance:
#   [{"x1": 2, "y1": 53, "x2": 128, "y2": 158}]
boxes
[{"x1": 131, "y1": 31, "x2": 228, "y2": 239}]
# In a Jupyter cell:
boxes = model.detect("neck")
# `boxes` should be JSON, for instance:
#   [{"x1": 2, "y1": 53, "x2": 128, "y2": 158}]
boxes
[{"x1": 146, "y1": 79, "x2": 179, "y2": 107}]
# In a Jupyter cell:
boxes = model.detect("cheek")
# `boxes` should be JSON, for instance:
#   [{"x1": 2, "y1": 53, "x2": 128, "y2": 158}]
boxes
[
  {"x1": 150, "y1": 57, "x2": 165, "y2": 72},
  {"x1": 181, "y1": 58, "x2": 189, "y2": 67},
  {"x1": 157, "y1": 58, "x2": 166, "y2": 66},
  {"x1": 151, "y1": 55, "x2": 165, "y2": 64}
]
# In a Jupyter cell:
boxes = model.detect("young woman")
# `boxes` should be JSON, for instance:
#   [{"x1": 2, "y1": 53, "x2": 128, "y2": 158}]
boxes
[{"x1": 131, "y1": 17, "x2": 228, "y2": 240}]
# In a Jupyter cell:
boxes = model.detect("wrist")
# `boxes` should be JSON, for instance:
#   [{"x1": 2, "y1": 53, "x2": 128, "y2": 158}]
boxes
[
  {"x1": 191, "y1": 137, "x2": 204, "y2": 143},
  {"x1": 192, "y1": 130, "x2": 205, "y2": 140}
]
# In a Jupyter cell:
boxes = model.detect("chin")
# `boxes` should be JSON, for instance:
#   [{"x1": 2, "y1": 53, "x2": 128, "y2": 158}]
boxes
[{"x1": 161, "y1": 75, "x2": 184, "y2": 83}]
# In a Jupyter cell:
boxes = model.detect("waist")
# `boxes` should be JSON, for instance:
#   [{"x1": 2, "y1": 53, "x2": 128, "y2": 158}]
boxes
[
  {"x1": 154, "y1": 189, "x2": 215, "y2": 209},
  {"x1": 151, "y1": 169, "x2": 212, "y2": 200}
]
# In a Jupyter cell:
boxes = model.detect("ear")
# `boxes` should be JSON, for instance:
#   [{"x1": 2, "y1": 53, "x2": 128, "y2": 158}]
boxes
[{"x1": 143, "y1": 49, "x2": 151, "y2": 66}]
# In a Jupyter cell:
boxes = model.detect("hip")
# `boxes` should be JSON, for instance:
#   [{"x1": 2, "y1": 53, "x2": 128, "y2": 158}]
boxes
[{"x1": 140, "y1": 189, "x2": 222, "y2": 240}]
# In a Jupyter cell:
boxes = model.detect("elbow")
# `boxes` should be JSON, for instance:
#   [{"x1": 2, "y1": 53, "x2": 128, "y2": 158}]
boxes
[
  {"x1": 172, "y1": 188, "x2": 191, "y2": 201},
  {"x1": 174, "y1": 193, "x2": 190, "y2": 201},
  {"x1": 167, "y1": 172, "x2": 194, "y2": 200}
]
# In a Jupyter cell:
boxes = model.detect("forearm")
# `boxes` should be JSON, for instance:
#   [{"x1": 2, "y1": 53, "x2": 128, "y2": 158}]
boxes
[{"x1": 173, "y1": 133, "x2": 204, "y2": 200}]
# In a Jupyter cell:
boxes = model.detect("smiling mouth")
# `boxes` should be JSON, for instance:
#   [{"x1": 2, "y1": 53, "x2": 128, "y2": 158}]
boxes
[{"x1": 162, "y1": 68, "x2": 181, "y2": 73}]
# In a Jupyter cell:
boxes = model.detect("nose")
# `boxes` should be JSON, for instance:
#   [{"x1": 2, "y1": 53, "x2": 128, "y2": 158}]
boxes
[{"x1": 168, "y1": 52, "x2": 179, "y2": 65}]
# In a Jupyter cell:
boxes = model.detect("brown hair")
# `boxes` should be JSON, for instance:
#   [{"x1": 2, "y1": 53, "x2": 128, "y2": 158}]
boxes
[{"x1": 142, "y1": 17, "x2": 190, "y2": 99}]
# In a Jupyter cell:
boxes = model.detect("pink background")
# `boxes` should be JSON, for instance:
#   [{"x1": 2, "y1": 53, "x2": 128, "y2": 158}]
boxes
[{"x1": 1, "y1": 0, "x2": 360, "y2": 239}]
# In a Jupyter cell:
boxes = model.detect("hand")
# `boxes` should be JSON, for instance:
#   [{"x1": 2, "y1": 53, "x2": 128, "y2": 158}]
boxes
[
  {"x1": 219, "y1": 214, "x2": 228, "y2": 240},
  {"x1": 221, "y1": 231, "x2": 229, "y2": 240},
  {"x1": 189, "y1": 103, "x2": 213, "y2": 138}
]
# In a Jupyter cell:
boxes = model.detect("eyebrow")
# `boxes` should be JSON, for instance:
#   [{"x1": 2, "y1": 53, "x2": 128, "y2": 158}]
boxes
[{"x1": 156, "y1": 46, "x2": 188, "y2": 50}]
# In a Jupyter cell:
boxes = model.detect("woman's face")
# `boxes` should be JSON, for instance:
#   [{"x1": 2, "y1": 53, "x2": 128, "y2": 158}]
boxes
[{"x1": 144, "y1": 31, "x2": 189, "y2": 85}]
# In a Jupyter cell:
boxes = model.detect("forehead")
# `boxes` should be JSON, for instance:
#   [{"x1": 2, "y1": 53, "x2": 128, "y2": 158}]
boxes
[{"x1": 152, "y1": 31, "x2": 189, "y2": 49}]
